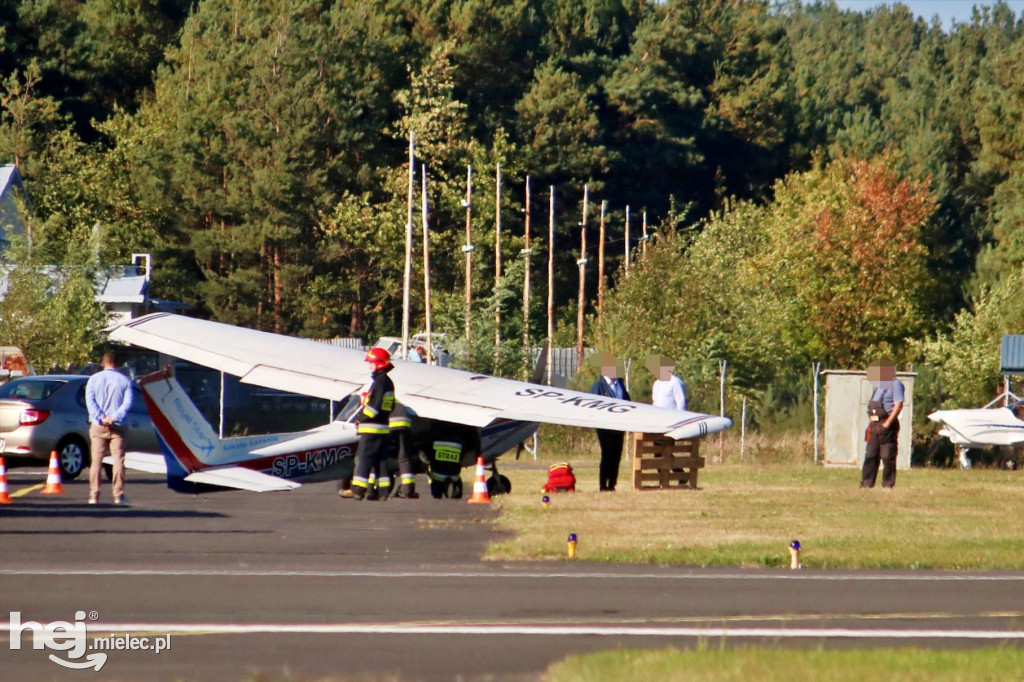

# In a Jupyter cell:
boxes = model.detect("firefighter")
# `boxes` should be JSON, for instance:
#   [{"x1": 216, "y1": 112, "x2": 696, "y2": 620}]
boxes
[
  {"x1": 426, "y1": 423, "x2": 466, "y2": 499},
  {"x1": 389, "y1": 402, "x2": 419, "y2": 499},
  {"x1": 352, "y1": 348, "x2": 395, "y2": 500}
]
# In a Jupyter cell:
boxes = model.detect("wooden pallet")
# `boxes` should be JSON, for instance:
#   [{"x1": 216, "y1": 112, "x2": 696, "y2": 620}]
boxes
[{"x1": 632, "y1": 433, "x2": 704, "y2": 490}]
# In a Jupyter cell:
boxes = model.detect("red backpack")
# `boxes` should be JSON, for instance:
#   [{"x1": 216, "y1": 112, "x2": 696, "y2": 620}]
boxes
[{"x1": 542, "y1": 462, "x2": 576, "y2": 492}]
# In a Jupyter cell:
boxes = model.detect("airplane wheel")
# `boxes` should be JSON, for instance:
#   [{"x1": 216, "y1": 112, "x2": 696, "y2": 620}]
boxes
[{"x1": 487, "y1": 475, "x2": 512, "y2": 495}]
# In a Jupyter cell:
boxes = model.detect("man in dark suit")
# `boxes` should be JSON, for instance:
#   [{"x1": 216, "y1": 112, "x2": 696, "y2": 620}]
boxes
[{"x1": 589, "y1": 353, "x2": 630, "y2": 491}]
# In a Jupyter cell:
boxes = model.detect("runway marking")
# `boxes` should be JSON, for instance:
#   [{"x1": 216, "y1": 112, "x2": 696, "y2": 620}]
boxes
[
  {"x1": 3, "y1": 568, "x2": 1024, "y2": 582},
  {"x1": 9, "y1": 484, "x2": 43, "y2": 498},
  {"x1": 3, "y1": 622, "x2": 1024, "y2": 640}
]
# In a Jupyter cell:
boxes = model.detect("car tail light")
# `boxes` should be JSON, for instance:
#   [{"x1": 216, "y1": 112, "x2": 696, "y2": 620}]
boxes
[{"x1": 19, "y1": 409, "x2": 51, "y2": 426}]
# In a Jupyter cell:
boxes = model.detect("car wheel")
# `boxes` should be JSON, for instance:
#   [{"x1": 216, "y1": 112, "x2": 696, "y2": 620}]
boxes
[{"x1": 56, "y1": 437, "x2": 88, "y2": 480}]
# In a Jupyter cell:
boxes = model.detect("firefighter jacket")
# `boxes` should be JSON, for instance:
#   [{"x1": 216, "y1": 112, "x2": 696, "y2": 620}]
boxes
[
  {"x1": 389, "y1": 402, "x2": 412, "y2": 432},
  {"x1": 355, "y1": 366, "x2": 395, "y2": 435}
]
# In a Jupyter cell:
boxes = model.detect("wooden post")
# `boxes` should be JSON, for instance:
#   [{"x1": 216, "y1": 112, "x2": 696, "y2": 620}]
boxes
[
  {"x1": 597, "y1": 200, "x2": 606, "y2": 327},
  {"x1": 523, "y1": 176, "x2": 531, "y2": 375},
  {"x1": 642, "y1": 209, "x2": 648, "y2": 258},
  {"x1": 740, "y1": 396, "x2": 747, "y2": 462},
  {"x1": 576, "y1": 185, "x2": 588, "y2": 372},
  {"x1": 624, "y1": 204, "x2": 631, "y2": 277},
  {"x1": 495, "y1": 163, "x2": 502, "y2": 361},
  {"x1": 547, "y1": 186, "x2": 555, "y2": 386},
  {"x1": 718, "y1": 359, "x2": 727, "y2": 464},
  {"x1": 812, "y1": 361, "x2": 822, "y2": 464},
  {"x1": 464, "y1": 165, "x2": 473, "y2": 354},
  {"x1": 402, "y1": 131, "x2": 415, "y2": 360},
  {"x1": 421, "y1": 165, "x2": 433, "y2": 363}
]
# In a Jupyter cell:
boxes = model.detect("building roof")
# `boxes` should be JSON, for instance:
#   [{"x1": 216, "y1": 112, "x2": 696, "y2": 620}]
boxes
[
  {"x1": 0, "y1": 264, "x2": 149, "y2": 303},
  {"x1": 1001, "y1": 335, "x2": 1024, "y2": 375},
  {"x1": 95, "y1": 268, "x2": 148, "y2": 303}
]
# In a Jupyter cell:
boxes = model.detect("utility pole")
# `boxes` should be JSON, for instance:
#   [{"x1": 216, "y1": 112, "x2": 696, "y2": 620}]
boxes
[
  {"x1": 421, "y1": 165, "x2": 433, "y2": 363},
  {"x1": 495, "y1": 163, "x2": 502, "y2": 361},
  {"x1": 576, "y1": 185, "x2": 588, "y2": 372},
  {"x1": 624, "y1": 204, "x2": 631, "y2": 277},
  {"x1": 547, "y1": 186, "x2": 555, "y2": 386},
  {"x1": 463, "y1": 165, "x2": 473, "y2": 355},
  {"x1": 402, "y1": 131, "x2": 415, "y2": 360},
  {"x1": 522, "y1": 176, "x2": 532, "y2": 375},
  {"x1": 598, "y1": 200, "x2": 606, "y2": 327}
]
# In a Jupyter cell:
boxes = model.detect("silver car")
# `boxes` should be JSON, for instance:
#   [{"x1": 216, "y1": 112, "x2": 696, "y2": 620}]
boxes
[{"x1": 0, "y1": 375, "x2": 160, "y2": 479}]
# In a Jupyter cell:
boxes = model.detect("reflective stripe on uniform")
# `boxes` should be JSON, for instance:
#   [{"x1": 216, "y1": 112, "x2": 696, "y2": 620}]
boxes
[
  {"x1": 389, "y1": 418, "x2": 412, "y2": 429},
  {"x1": 382, "y1": 392, "x2": 395, "y2": 411},
  {"x1": 401, "y1": 475, "x2": 416, "y2": 485},
  {"x1": 357, "y1": 424, "x2": 390, "y2": 434},
  {"x1": 362, "y1": 405, "x2": 379, "y2": 418},
  {"x1": 429, "y1": 470, "x2": 460, "y2": 482},
  {"x1": 433, "y1": 441, "x2": 462, "y2": 463},
  {"x1": 352, "y1": 477, "x2": 369, "y2": 489}
]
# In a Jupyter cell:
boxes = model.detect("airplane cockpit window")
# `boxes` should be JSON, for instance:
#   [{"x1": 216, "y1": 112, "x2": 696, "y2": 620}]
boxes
[{"x1": 334, "y1": 394, "x2": 361, "y2": 423}]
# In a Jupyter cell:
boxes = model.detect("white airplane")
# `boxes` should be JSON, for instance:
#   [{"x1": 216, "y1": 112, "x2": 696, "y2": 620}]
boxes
[
  {"x1": 928, "y1": 396, "x2": 1024, "y2": 469},
  {"x1": 108, "y1": 313, "x2": 733, "y2": 493}
]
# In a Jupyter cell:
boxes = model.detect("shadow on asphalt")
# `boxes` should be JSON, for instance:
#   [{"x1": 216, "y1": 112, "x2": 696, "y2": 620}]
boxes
[
  {"x1": 0, "y1": 529, "x2": 264, "y2": 535},
  {"x1": 0, "y1": 508, "x2": 228, "y2": 520}
]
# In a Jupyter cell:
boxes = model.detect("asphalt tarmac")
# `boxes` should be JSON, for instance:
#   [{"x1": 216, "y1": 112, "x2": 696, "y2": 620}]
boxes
[{"x1": 2, "y1": 467, "x2": 1024, "y2": 682}]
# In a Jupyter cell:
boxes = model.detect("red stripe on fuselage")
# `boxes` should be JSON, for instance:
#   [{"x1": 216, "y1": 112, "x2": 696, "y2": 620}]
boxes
[{"x1": 139, "y1": 376, "x2": 208, "y2": 473}]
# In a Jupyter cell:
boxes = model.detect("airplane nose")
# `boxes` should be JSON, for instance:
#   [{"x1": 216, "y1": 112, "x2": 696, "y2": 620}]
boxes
[{"x1": 927, "y1": 411, "x2": 945, "y2": 423}]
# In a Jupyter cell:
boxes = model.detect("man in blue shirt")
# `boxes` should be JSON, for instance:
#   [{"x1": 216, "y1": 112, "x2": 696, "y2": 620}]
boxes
[
  {"x1": 861, "y1": 359, "x2": 905, "y2": 489},
  {"x1": 85, "y1": 352, "x2": 133, "y2": 505}
]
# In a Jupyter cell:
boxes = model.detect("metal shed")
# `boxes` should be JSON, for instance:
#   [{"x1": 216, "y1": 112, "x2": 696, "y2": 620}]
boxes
[
  {"x1": 1001, "y1": 335, "x2": 1024, "y2": 375},
  {"x1": 821, "y1": 370, "x2": 915, "y2": 470}
]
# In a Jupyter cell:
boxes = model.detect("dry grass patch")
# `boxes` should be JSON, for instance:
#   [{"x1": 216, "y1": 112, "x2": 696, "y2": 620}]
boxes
[
  {"x1": 544, "y1": 646, "x2": 1024, "y2": 682},
  {"x1": 490, "y1": 461, "x2": 1024, "y2": 568}
]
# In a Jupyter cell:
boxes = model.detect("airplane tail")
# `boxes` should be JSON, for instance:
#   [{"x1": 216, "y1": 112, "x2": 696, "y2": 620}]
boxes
[{"x1": 137, "y1": 368, "x2": 223, "y2": 484}]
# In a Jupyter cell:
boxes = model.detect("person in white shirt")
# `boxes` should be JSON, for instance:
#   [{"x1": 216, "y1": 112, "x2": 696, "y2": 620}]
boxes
[{"x1": 646, "y1": 354, "x2": 687, "y2": 411}]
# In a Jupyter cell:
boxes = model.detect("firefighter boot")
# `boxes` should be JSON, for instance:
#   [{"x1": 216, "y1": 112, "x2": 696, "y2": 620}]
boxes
[
  {"x1": 449, "y1": 477, "x2": 463, "y2": 500},
  {"x1": 430, "y1": 478, "x2": 446, "y2": 499}
]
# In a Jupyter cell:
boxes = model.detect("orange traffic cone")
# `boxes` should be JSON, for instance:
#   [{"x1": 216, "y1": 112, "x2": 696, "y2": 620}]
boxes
[
  {"x1": 0, "y1": 456, "x2": 12, "y2": 504},
  {"x1": 467, "y1": 456, "x2": 491, "y2": 504},
  {"x1": 41, "y1": 450, "x2": 66, "y2": 495}
]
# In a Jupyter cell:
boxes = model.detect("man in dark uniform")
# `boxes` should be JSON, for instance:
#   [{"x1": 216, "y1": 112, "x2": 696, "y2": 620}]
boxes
[
  {"x1": 861, "y1": 358, "x2": 905, "y2": 489},
  {"x1": 589, "y1": 352, "x2": 630, "y2": 491},
  {"x1": 352, "y1": 348, "x2": 396, "y2": 500}
]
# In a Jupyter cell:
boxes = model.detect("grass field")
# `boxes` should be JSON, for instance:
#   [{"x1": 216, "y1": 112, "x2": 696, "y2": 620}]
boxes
[
  {"x1": 542, "y1": 646, "x2": 1024, "y2": 682},
  {"x1": 488, "y1": 457, "x2": 1024, "y2": 569}
]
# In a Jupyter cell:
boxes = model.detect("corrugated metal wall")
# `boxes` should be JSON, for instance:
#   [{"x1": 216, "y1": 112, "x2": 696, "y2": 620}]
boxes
[{"x1": 1001, "y1": 335, "x2": 1024, "y2": 375}]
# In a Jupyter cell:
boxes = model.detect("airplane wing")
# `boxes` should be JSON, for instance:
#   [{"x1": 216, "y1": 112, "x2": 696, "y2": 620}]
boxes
[
  {"x1": 929, "y1": 407, "x2": 1024, "y2": 447},
  {"x1": 109, "y1": 313, "x2": 732, "y2": 439},
  {"x1": 183, "y1": 466, "x2": 302, "y2": 492},
  {"x1": 105, "y1": 452, "x2": 168, "y2": 474}
]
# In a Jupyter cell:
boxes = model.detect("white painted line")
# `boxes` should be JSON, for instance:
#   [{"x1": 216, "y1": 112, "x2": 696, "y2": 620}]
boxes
[
  {"x1": 2, "y1": 622, "x2": 1022, "y2": 639},
  {"x1": 2, "y1": 568, "x2": 1024, "y2": 582}
]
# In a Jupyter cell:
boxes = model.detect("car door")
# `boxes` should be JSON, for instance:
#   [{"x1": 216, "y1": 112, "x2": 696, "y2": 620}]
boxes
[{"x1": 123, "y1": 387, "x2": 160, "y2": 453}]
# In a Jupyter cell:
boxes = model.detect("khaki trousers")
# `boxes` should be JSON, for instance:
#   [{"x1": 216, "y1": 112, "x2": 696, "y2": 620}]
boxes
[{"x1": 89, "y1": 424, "x2": 125, "y2": 500}]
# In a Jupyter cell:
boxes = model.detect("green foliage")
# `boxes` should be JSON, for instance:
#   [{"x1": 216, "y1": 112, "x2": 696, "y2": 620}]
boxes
[
  {"x1": 601, "y1": 155, "x2": 936, "y2": 415},
  {"x1": 1, "y1": 0, "x2": 1023, "y2": 423},
  {"x1": 916, "y1": 265, "x2": 1024, "y2": 408},
  {"x1": 0, "y1": 236, "x2": 107, "y2": 370}
]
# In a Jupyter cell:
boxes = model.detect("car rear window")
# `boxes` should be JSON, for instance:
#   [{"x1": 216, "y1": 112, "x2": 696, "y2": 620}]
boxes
[{"x1": 0, "y1": 379, "x2": 66, "y2": 401}]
